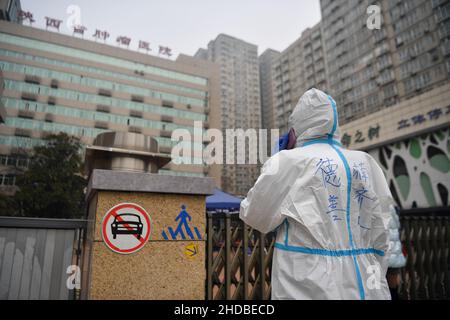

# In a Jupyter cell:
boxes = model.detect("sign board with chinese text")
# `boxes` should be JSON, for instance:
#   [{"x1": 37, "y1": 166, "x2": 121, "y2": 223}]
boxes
[{"x1": 340, "y1": 83, "x2": 450, "y2": 150}]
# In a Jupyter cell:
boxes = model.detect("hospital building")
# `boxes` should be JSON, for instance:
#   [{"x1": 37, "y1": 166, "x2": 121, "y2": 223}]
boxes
[{"x1": 0, "y1": 20, "x2": 221, "y2": 195}]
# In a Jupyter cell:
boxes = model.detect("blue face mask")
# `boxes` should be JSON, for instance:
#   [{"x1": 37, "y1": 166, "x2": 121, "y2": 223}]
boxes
[{"x1": 273, "y1": 128, "x2": 297, "y2": 155}]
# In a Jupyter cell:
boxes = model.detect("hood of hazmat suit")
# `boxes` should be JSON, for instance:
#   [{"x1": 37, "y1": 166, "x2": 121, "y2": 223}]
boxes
[{"x1": 240, "y1": 88, "x2": 393, "y2": 300}]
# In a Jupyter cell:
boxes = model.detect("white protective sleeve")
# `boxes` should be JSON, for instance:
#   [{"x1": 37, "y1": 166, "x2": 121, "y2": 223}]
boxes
[
  {"x1": 369, "y1": 157, "x2": 395, "y2": 275},
  {"x1": 239, "y1": 152, "x2": 301, "y2": 234}
]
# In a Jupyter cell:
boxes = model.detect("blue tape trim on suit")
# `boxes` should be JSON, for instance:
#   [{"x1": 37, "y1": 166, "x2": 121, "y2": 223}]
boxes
[
  {"x1": 302, "y1": 139, "x2": 342, "y2": 147},
  {"x1": 327, "y1": 95, "x2": 338, "y2": 139},
  {"x1": 290, "y1": 94, "x2": 366, "y2": 299},
  {"x1": 284, "y1": 219, "x2": 289, "y2": 246},
  {"x1": 274, "y1": 243, "x2": 385, "y2": 257},
  {"x1": 330, "y1": 145, "x2": 355, "y2": 248},
  {"x1": 330, "y1": 140, "x2": 366, "y2": 300}
]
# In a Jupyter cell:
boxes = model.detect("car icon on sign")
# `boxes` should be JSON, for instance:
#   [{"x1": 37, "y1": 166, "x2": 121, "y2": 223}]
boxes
[{"x1": 111, "y1": 213, "x2": 143, "y2": 239}]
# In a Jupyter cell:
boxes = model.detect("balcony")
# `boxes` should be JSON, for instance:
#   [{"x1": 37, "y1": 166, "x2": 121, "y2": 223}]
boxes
[
  {"x1": 48, "y1": 96, "x2": 56, "y2": 105},
  {"x1": 96, "y1": 105, "x2": 110, "y2": 113},
  {"x1": 442, "y1": 41, "x2": 450, "y2": 56},
  {"x1": 159, "y1": 146, "x2": 172, "y2": 154},
  {"x1": 128, "y1": 126, "x2": 142, "y2": 134},
  {"x1": 94, "y1": 121, "x2": 109, "y2": 129},
  {"x1": 50, "y1": 79, "x2": 59, "y2": 89},
  {"x1": 18, "y1": 109, "x2": 35, "y2": 119},
  {"x1": 98, "y1": 89, "x2": 112, "y2": 97},
  {"x1": 160, "y1": 130, "x2": 173, "y2": 138},
  {"x1": 162, "y1": 100, "x2": 174, "y2": 108},
  {"x1": 24, "y1": 75, "x2": 41, "y2": 85},
  {"x1": 161, "y1": 115, "x2": 174, "y2": 123},
  {"x1": 21, "y1": 92, "x2": 37, "y2": 102},
  {"x1": 44, "y1": 114, "x2": 54, "y2": 123},
  {"x1": 131, "y1": 95, "x2": 144, "y2": 103},
  {"x1": 14, "y1": 128, "x2": 32, "y2": 137},
  {"x1": 129, "y1": 110, "x2": 143, "y2": 118}
]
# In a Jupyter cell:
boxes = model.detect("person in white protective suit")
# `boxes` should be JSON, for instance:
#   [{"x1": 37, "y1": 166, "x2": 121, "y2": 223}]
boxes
[{"x1": 240, "y1": 88, "x2": 393, "y2": 300}]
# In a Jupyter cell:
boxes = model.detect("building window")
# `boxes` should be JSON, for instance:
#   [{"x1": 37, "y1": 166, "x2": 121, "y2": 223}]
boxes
[{"x1": 0, "y1": 174, "x2": 16, "y2": 186}]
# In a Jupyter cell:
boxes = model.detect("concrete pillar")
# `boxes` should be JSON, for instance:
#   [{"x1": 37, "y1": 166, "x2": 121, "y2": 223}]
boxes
[{"x1": 82, "y1": 169, "x2": 214, "y2": 299}]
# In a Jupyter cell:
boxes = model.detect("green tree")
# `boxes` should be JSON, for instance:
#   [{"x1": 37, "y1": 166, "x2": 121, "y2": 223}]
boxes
[
  {"x1": 0, "y1": 193, "x2": 18, "y2": 216},
  {"x1": 14, "y1": 133, "x2": 86, "y2": 218}
]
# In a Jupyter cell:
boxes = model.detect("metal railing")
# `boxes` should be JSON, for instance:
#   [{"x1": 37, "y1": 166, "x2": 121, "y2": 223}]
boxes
[
  {"x1": 399, "y1": 208, "x2": 450, "y2": 300},
  {"x1": 206, "y1": 208, "x2": 450, "y2": 300},
  {"x1": 206, "y1": 212, "x2": 275, "y2": 300}
]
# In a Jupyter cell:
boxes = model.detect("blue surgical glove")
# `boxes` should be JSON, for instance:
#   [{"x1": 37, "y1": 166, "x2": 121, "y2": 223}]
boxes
[{"x1": 272, "y1": 128, "x2": 297, "y2": 155}]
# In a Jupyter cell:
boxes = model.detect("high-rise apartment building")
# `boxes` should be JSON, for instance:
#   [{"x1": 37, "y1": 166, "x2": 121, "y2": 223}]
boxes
[
  {"x1": 0, "y1": 21, "x2": 220, "y2": 194},
  {"x1": 195, "y1": 34, "x2": 262, "y2": 196},
  {"x1": 0, "y1": 0, "x2": 21, "y2": 24},
  {"x1": 258, "y1": 49, "x2": 280, "y2": 130},
  {"x1": 271, "y1": 23, "x2": 328, "y2": 133},
  {"x1": 319, "y1": 0, "x2": 450, "y2": 211},
  {"x1": 320, "y1": 0, "x2": 450, "y2": 125}
]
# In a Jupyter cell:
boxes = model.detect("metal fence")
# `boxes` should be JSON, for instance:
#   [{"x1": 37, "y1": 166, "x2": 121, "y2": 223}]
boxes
[
  {"x1": 0, "y1": 217, "x2": 86, "y2": 300},
  {"x1": 206, "y1": 212, "x2": 275, "y2": 300},
  {"x1": 399, "y1": 208, "x2": 450, "y2": 300},
  {"x1": 206, "y1": 208, "x2": 450, "y2": 300}
]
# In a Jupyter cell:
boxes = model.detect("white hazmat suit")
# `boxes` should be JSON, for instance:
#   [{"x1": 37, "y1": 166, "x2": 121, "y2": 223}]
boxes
[{"x1": 240, "y1": 89, "x2": 392, "y2": 300}]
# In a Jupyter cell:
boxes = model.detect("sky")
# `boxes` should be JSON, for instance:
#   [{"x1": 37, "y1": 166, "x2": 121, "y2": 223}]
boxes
[{"x1": 20, "y1": 0, "x2": 322, "y2": 59}]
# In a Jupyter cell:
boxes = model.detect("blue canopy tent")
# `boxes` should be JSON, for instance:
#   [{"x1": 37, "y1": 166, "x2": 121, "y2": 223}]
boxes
[{"x1": 206, "y1": 188, "x2": 242, "y2": 213}]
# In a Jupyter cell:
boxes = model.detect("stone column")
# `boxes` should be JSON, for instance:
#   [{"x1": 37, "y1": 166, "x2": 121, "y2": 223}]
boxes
[{"x1": 82, "y1": 169, "x2": 214, "y2": 299}]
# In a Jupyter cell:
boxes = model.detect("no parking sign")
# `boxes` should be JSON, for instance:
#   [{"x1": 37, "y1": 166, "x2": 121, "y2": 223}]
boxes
[{"x1": 102, "y1": 203, "x2": 152, "y2": 254}]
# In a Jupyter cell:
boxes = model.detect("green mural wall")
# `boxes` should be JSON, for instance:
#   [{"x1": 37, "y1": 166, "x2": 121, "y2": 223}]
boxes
[{"x1": 369, "y1": 127, "x2": 450, "y2": 209}]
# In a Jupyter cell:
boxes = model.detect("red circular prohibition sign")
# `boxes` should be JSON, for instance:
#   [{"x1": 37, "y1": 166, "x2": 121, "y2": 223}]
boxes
[{"x1": 102, "y1": 203, "x2": 152, "y2": 254}]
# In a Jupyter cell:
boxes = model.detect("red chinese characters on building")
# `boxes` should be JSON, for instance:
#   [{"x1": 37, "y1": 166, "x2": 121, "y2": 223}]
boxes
[
  {"x1": 45, "y1": 17, "x2": 63, "y2": 31},
  {"x1": 19, "y1": 11, "x2": 35, "y2": 25},
  {"x1": 92, "y1": 29, "x2": 110, "y2": 41},
  {"x1": 139, "y1": 40, "x2": 151, "y2": 52},
  {"x1": 158, "y1": 46, "x2": 172, "y2": 57},
  {"x1": 14, "y1": 13, "x2": 176, "y2": 58},
  {"x1": 73, "y1": 25, "x2": 87, "y2": 36},
  {"x1": 116, "y1": 36, "x2": 131, "y2": 47}
]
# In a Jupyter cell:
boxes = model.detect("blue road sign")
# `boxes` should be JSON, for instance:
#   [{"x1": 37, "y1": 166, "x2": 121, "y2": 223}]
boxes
[{"x1": 162, "y1": 205, "x2": 202, "y2": 240}]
